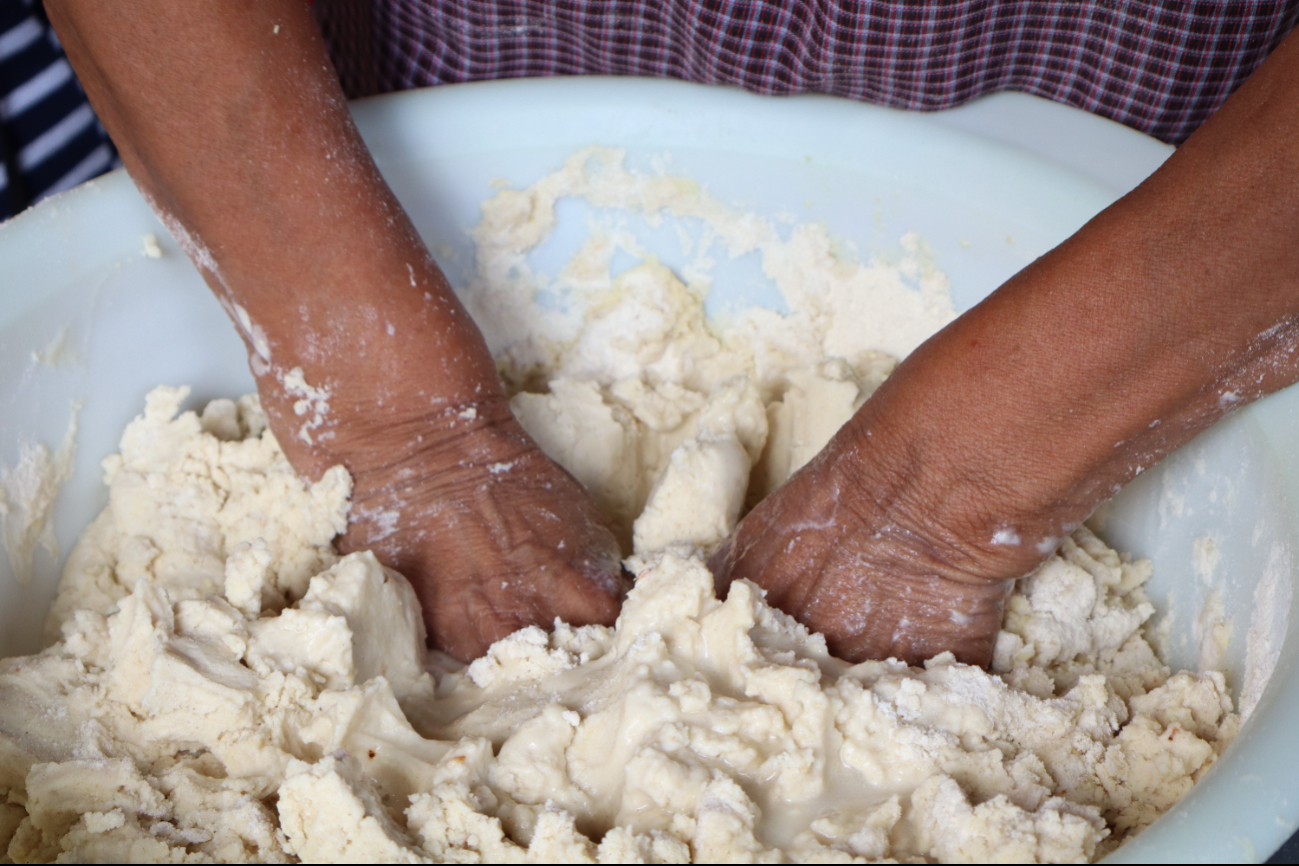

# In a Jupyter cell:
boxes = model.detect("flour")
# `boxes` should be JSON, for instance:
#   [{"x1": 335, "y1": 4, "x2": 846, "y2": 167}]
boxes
[
  {"x1": 29, "y1": 327, "x2": 79, "y2": 369},
  {"x1": 0, "y1": 150, "x2": 1239, "y2": 863},
  {"x1": 1194, "y1": 589, "x2": 1232, "y2": 674},
  {"x1": 281, "y1": 367, "x2": 332, "y2": 446},
  {"x1": 0, "y1": 405, "x2": 79, "y2": 585},
  {"x1": 1192, "y1": 534, "x2": 1221, "y2": 587},
  {"x1": 1189, "y1": 536, "x2": 1232, "y2": 676},
  {"x1": 1242, "y1": 542, "x2": 1292, "y2": 721}
]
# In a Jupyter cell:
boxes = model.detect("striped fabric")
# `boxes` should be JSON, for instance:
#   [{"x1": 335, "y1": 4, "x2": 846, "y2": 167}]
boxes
[
  {"x1": 315, "y1": 0, "x2": 1299, "y2": 145},
  {"x1": 0, "y1": 0, "x2": 118, "y2": 220}
]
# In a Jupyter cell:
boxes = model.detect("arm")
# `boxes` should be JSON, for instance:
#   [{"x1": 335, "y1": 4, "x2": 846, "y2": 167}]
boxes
[
  {"x1": 46, "y1": 0, "x2": 624, "y2": 660},
  {"x1": 715, "y1": 29, "x2": 1299, "y2": 666}
]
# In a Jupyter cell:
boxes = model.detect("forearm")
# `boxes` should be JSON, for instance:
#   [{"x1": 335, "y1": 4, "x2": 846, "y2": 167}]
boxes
[
  {"x1": 46, "y1": 1, "x2": 505, "y2": 479},
  {"x1": 841, "y1": 29, "x2": 1299, "y2": 580}
]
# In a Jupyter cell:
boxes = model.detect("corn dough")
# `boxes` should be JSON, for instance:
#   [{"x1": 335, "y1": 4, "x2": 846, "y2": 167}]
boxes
[{"x1": 0, "y1": 149, "x2": 1238, "y2": 863}]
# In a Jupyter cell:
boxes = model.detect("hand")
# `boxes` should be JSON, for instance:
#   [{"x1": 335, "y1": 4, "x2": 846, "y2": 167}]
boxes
[
  {"x1": 716, "y1": 27, "x2": 1299, "y2": 667},
  {"x1": 711, "y1": 446, "x2": 1015, "y2": 667},
  {"x1": 715, "y1": 29, "x2": 1299, "y2": 666},
  {"x1": 302, "y1": 395, "x2": 626, "y2": 661}
]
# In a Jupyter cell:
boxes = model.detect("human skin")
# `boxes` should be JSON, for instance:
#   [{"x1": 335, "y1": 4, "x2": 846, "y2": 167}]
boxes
[
  {"x1": 714, "y1": 27, "x2": 1299, "y2": 664},
  {"x1": 47, "y1": 2, "x2": 1299, "y2": 665},
  {"x1": 46, "y1": 0, "x2": 625, "y2": 662}
]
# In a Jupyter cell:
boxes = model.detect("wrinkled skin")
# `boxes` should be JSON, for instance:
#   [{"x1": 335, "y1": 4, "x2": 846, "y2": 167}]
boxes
[
  {"x1": 319, "y1": 399, "x2": 626, "y2": 662},
  {"x1": 711, "y1": 451, "x2": 1014, "y2": 666}
]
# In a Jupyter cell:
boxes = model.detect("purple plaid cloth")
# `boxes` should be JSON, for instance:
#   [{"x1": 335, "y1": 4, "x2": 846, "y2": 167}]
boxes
[{"x1": 315, "y1": 0, "x2": 1299, "y2": 144}]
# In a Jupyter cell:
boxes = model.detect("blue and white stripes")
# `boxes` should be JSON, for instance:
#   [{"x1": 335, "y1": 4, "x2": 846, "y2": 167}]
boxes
[{"x1": 0, "y1": 0, "x2": 117, "y2": 220}]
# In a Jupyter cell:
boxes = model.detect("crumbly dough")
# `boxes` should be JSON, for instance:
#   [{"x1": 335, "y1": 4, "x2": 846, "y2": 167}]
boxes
[
  {"x1": 0, "y1": 406, "x2": 78, "y2": 586},
  {"x1": 0, "y1": 149, "x2": 1238, "y2": 863}
]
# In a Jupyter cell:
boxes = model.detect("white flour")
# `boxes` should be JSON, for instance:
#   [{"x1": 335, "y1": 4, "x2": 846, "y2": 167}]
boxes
[
  {"x1": 0, "y1": 406, "x2": 79, "y2": 586},
  {"x1": 0, "y1": 149, "x2": 1238, "y2": 863}
]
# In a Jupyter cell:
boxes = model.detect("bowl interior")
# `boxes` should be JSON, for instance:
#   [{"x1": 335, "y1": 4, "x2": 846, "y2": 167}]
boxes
[{"x1": 0, "y1": 79, "x2": 1293, "y2": 863}]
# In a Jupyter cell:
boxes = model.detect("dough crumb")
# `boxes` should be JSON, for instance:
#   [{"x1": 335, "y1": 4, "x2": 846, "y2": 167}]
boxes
[
  {"x1": 0, "y1": 404, "x2": 78, "y2": 585},
  {"x1": 142, "y1": 232, "x2": 163, "y2": 259},
  {"x1": 0, "y1": 385, "x2": 1233, "y2": 863},
  {"x1": 0, "y1": 152, "x2": 1237, "y2": 863}
]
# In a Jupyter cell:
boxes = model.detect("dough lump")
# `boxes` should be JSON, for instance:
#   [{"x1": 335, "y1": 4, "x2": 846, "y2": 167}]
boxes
[{"x1": 0, "y1": 149, "x2": 1238, "y2": 863}]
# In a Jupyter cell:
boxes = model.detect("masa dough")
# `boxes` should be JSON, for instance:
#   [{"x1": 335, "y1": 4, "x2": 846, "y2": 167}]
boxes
[
  {"x1": 0, "y1": 408, "x2": 78, "y2": 586},
  {"x1": 0, "y1": 149, "x2": 1237, "y2": 863}
]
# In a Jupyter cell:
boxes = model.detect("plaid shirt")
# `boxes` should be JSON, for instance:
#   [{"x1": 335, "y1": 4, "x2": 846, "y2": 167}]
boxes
[{"x1": 316, "y1": 0, "x2": 1299, "y2": 144}]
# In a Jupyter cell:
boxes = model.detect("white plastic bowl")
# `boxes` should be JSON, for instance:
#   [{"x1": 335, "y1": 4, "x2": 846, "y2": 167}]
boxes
[{"x1": 0, "y1": 79, "x2": 1294, "y2": 863}]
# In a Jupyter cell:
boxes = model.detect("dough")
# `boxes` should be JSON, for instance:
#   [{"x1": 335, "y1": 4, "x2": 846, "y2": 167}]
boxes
[
  {"x1": 0, "y1": 149, "x2": 1237, "y2": 863},
  {"x1": 0, "y1": 408, "x2": 78, "y2": 586}
]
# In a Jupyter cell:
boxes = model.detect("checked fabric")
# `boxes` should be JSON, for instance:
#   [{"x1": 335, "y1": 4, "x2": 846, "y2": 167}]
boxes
[{"x1": 315, "y1": 0, "x2": 1299, "y2": 145}]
